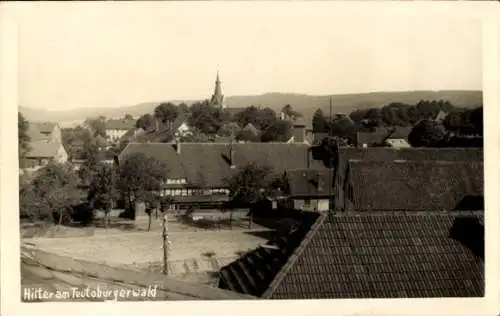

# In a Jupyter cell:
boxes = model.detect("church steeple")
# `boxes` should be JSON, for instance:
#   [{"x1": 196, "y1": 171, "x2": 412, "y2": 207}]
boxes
[{"x1": 210, "y1": 69, "x2": 225, "y2": 108}]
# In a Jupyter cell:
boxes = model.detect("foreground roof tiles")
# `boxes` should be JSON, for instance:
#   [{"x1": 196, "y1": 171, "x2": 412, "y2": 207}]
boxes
[
  {"x1": 262, "y1": 211, "x2": 484, "y2": 299},
  {"x1": 219, "y1": 212, "x2": 320, "y2": 297}
]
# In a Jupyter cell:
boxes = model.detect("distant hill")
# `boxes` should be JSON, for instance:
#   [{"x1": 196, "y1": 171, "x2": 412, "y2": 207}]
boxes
[{"x1": 20, "y1": 90, "x2": 482, "y2": 127}]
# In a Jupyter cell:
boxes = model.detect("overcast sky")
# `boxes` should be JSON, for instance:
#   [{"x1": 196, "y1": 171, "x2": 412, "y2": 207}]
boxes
[{"x1": 17, "y1": 3, "x2": 482, "y2": 111}]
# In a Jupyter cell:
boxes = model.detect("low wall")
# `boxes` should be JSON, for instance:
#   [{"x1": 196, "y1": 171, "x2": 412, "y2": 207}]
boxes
[{"x1": 22, "y1": 247, "x2": 255, "y2": 301}]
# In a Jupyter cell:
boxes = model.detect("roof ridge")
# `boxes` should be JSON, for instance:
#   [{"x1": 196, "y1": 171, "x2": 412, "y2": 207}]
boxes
[{"x1": 261, "y1": 212, "x2": 328, "y2": 299}]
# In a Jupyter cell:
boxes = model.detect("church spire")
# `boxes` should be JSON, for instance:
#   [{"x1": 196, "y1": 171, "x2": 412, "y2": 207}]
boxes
[{"x1": 210, "y1": 69, "x2": 225, "y2": 108}]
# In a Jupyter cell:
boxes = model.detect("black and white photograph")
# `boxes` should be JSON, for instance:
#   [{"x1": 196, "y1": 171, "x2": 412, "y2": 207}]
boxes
[{"x1": 2, "y1": 1, "x2": 498, "y2": 315}]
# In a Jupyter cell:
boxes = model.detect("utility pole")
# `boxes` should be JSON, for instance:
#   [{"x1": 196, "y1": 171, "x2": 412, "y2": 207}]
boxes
[
  {"x1": 329, "y1": 97, "x2": 334, "y2": 210},
  {"x1": 162, "y1": 208, "x2": 169, "y2": 275}
]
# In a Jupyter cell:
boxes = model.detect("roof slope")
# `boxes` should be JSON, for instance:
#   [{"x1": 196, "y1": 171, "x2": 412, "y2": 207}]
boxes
[
  {"x1": 219, "y1": 212, "x2": 320, "y2": 297},
  {"x1": 180, "y1": 143, "x2": 235, "y2": 187},
  {"x1": 287, "y1": 169, "x2": 335, "y2": 197},
  {"x1": 27, "y1": 123, "x2": 53, "y2": 141},
  {"x1": 338, "y1": 147, "x2": 484, "y2": 163},
  {"x1": 26, "y1": 140, "x2": 60, "y2": 158},
  {"x1": 118, "y1": 143, "x2": 185, "y2": 179},
  {"x1": 347, "y1": 160, "x2": 483, "y2": 211},
  {"x1": 32, "y1": 122, "x2": 57, "y2": 134},
  {"x1": 263, "y1": 211, "x2": 484, "y2": 299},
  {"x1": 119, "y1": 142, "x2": 327, "y2": 187},
  {"x1": 22, "y1": 248, "x2": 255, "y2": 301},
  {"x1": 231, "y1": 143, "x2": 324, "y2": 172}
]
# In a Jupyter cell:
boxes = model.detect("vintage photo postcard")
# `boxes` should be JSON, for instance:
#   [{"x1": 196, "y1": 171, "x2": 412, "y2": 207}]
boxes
[{"x1": 1, "y1": 1, "x2": 499, "y2": 316}]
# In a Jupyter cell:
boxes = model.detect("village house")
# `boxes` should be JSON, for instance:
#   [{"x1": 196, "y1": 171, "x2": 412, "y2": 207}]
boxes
[
  {"x1": 27, "y1": 122, "x2": 62, "y2": 144},
  {"x1": 105, "y1": 118, "x2": 137, "y2": 142},
  {"x1": 284, "y1": 169, "x2": 334, "y2": 212},
  {"x1": 21, "y1": 121, "x2": 68, "y2": 172},
  {"x1": 22, "y1": 140, "x2": 68, "y2": 171},
  {"x1": 117, "y1": 142, "x2": 327, "y2": 211},
  {"x1": 356, "y1": 126, "x2": 413, "y2": 148},
  {"x1": 285, "y1": 118, "x2": 309, "y2": 145}
]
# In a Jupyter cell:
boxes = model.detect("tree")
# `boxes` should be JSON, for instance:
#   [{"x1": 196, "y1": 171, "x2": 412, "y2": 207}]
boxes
[
  {"x1": 281, "y1": 104, "x2": 302, "y2": 120},
  {"x1": 224, "y1": 164, "x2": 276, "y2": 227},
  {"x1": 469, "y1": 107, "x2": 483, "y2": 136},
  {"x1": 312, "y1": 109, "x2": 328, "y2": 133},
  {"x1": 328, "y1": 117, "x2": 357, "y2": 145},
  {"x1": 84, "y1": 116, "x2": 107, "y2": 139},
  {"x1": 135, "y1": 113, "x2": 156, "y2": 130},
  {"x1": 178, "y1": 102, "x2": 189, "y2": 114},
  {"x1": 319, "y1": 136, "x2": 345, "y2": 167},
  {"x1": 124, "y1": 114, "x2": 134, "y2": 120},
  {"x1": 78, "y1": 131, "x2": 104, "y2": 185},
  {"x1": 260, "y1": 119, "x2": 293, "y2": 142},
  {"x1": 117, "y1": 153, "x2": 169, "y2": 220},
  {"x1": 154, "y1": 103, "x2": 179, "y2": 123},
  {"x1": 224, "y1": 164, "x2": 273, "y2": 206},
  {"x1": 188, "y1": 100, "x2": 222, "y2": 135},
  {"x1": 88, "y1": 164, "x2": 119, "y2": 228},
  {"x1": 18, "y1": 112, "x2": 31, "y2": 160},
  {"x1": 408, "y1": 119, "x2": 447, "y2": 147},
  {"x1": 236, "y1": 106, "x2": 277, "y2": 131},
  {"x1": 24, "y1": 163, "x2": 82, "y2": 225}
]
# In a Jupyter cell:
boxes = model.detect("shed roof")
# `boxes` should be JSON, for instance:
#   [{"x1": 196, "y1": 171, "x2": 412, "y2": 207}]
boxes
[{"x1": 347, "y1": 160, "x2": 483, "y2": 211}]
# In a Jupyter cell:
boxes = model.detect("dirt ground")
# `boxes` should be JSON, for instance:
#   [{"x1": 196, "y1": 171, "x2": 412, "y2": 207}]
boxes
[{"x1": 27, "y1": 227, "x2": 268, "y2": 266}]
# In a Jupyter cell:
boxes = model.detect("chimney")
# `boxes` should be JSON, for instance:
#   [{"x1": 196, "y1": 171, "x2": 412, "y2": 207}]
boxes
[
  {"x1": 317, "y1": 174, "x2": 324, "y2": 192},
  {"x1": 174, "y1": 138, "x2": 181, "y2": 154},
  {"x1": 292, "y1": 123, "x2": 305, "y2": 143},
  {"x1": 230, "y1": 147, "x2": 236, "y2": 168}
]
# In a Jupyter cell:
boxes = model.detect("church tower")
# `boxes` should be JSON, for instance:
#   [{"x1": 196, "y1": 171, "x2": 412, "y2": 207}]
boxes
[{"x1": 210, "y1": 71, "x2": 225, "y2": 108}]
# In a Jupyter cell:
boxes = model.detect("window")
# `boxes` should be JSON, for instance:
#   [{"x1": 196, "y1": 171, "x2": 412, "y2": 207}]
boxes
[{"x1": 304, "y1": 199, "x2": 311, "y2": 207}]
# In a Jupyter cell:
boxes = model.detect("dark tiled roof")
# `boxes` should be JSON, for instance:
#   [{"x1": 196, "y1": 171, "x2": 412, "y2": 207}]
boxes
[
  {"x1": 231, "y1": 143, "x2": 324, "y2": 173},
  {"x1": 179, "y1": 143, "x2": 236, "y2": 187},
  {"x1": 287, "y1": 169, "x2": 334, "y2": 197},
  {"x1": 119, "y1": 142, "x2": 326, "y2": 188},
  {"x1": 105, "y1": 119, "x2": 136, "y2": 130},
  {"x1": 219, "y1": 212, "x2": 320, "y2": 297},
  {"x1": 347, "y1": 160, "x2": 483, "y2": 211},
  {"x1": 263, "y1": 211, "x2": 484, "y2": 299},
  {"x1": 357, "y1": 127, "x2": 413, "y2": 147},
  {"x1": 118, "y1": 143, "x2": 185, "y2": 179},
  {"x1": 338, "y1": 147, "x2": 483, "y2": 164}
]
